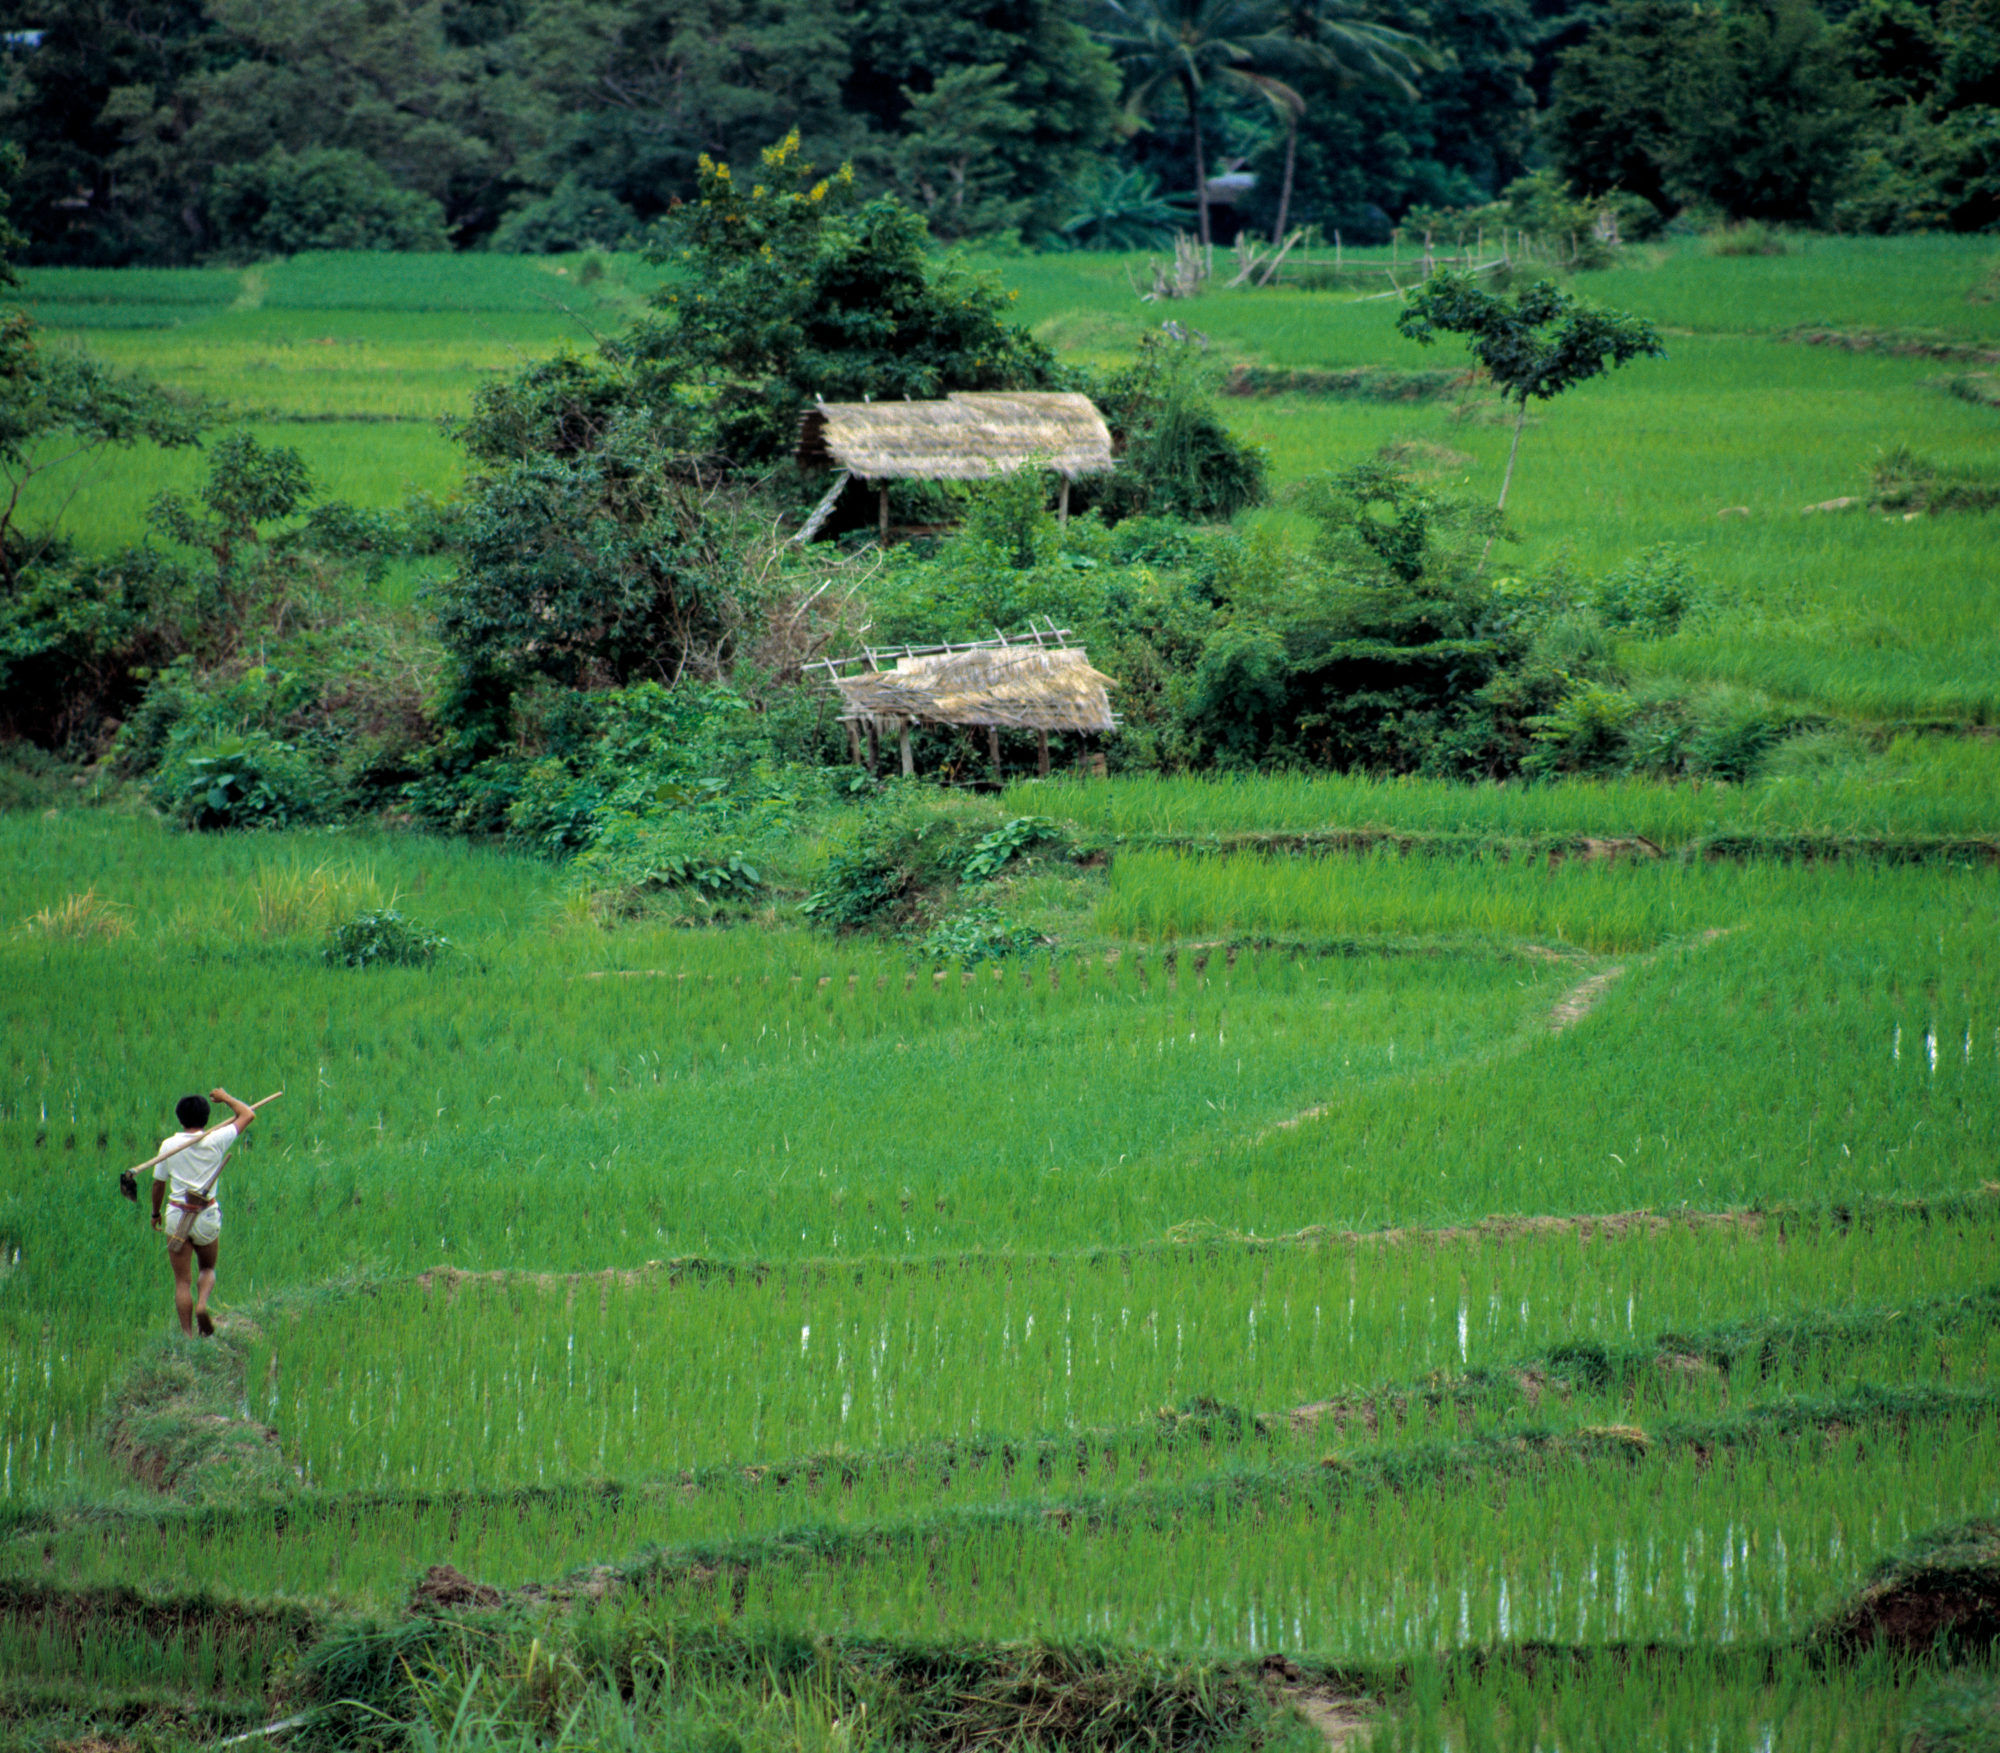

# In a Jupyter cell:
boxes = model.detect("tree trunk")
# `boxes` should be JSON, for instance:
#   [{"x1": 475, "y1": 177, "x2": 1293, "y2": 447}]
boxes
[
  {"x1": 1496, "y1": 396, "x2": 1529, "y2": 513},
  {"x1": 1477, "y1": 395, "x2": 1531, "y2": 579},
  {"x1": 1273, "y1": 116, "x2": 1298, "y2": 248},
  {"x1": 1185, "y1": 73, "x2": 1211, "y2": 249}
]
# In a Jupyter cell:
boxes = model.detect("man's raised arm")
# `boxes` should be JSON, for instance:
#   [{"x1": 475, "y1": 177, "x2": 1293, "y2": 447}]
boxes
[{"x1": 210, "y1": 1088, "x2": 257, "y2": 1133}]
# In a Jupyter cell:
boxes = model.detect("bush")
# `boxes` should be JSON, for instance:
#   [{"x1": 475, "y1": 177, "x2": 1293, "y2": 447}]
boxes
[
  {"x1": 324, "y1": 909, "x2": 451, "y2": 969},
  {"x1": 0, "y1": 744, "x2": 62, "y2": 811},
  {"x1": 1590, "y1": 543, "x2": 1718, "y2": 637},
  {"x1": 489, "y1": 178, "x2": 640, "y2": 254},
  {"x1": 913, "y1": 904, "x2": 1041, "y2": 964},
  {"x1": 568, "y1": 814, "x2": 773, "y2": 918},
  {"x1": 152, "y1": 732, "x2": 323, "y2": 831},
  {"x1": 1523, "y1": 681, "x2": 1638, "y2": 775},
  {"x1": 1089, "y1": 332, "x2": 1268, "y2": 523},
  {"x1": 208, "y1": 148, "x2": 451, "y2": 257},
  {"x1": 801, "y1": 794, "x2": 1049, "y2": 933}
]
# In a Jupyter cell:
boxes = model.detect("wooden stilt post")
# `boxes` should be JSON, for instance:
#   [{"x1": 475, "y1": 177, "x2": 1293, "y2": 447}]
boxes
[
  {"x1": 899, "y1": 719, "x2": 914, "y2": 779},
  {"x1": 987, "y1": 725, "x2": 1002, "y2": 782},
  {"x1": 1036, "y1": 730, "x2": 1050, "y2": 778},
  {"x1": 865, "y1": 721, "x2": 879, "y2": 775},
  {"x1": 878, "y1": 484, "x2": 890, "y2": 544},
  {"x1": 847, "y1": 721, "x2": 862, "y2": 766},
  {"x1": 1059, "y1": 477, "x2": 1070, "y2": 529}
]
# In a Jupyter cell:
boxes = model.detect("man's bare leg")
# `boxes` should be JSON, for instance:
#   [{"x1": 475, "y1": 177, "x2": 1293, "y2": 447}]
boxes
[
  {"x1": 193, "y1": 1239, "x2": 218, "y2": 1336},
  {"x1": 169, "y1": 1241, "x2": 195, "y2": 1336}
]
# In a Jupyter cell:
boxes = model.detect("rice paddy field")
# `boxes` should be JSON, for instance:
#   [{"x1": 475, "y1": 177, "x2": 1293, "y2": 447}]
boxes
[{"x1": 4, "y1": 238, "x2": 1999, "y2": 1747}]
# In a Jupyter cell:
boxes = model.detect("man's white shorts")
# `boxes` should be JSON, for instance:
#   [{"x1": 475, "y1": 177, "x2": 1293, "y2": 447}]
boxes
[{"x1": 170, "y1": 1204, "x2": 221, "y2": 1247}]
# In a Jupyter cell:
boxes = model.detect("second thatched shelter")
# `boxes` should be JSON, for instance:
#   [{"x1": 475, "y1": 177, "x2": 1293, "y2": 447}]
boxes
[
  {"x1": 793, "y1": 392, "x2": 1115, "y2": 540},
  {"x1": 806, "y1": 629, "x2": 1117, "y2": 778}
]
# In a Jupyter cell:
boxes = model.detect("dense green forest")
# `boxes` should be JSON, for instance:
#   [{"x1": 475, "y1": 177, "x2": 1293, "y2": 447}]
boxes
[{"x1": 0, "y1": 0, "x2": 1994, "y2": 266}]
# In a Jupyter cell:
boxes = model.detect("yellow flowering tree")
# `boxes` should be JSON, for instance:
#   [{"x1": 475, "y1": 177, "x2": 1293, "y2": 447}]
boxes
[{"x1": 638, "y1": 132, "x2": 1059, "y2": 463}]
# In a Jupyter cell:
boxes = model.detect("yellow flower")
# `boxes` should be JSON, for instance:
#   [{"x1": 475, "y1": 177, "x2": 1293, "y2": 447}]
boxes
[
  {"x1": 809, "y1": 181, "x2": 828, "y2": 203},
  {"x1": 753, "y1": 185, "x2": 767, "y2": 199}
]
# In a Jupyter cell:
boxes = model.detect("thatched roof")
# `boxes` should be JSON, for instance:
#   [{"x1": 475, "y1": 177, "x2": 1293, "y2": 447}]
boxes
[
  {"x1": 829, "y1": 644, "x2": 1117, "y2": 733},
  {"x1": 797, "y1": 392, "x2": 1115, "y2": 482}
]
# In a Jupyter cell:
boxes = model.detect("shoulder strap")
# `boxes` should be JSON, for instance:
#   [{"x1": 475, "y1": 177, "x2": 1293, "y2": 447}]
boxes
[{"x1": 184, "y1": 1122, "x2": 236, "y2": 1199}]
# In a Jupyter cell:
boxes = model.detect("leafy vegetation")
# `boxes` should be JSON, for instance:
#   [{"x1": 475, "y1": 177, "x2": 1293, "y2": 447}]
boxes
[{"x1": 323, "y1": 908, "x2": 451, "y2": 969}]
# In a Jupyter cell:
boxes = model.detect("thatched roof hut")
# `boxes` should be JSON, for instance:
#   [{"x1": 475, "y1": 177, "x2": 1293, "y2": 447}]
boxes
[
  {"x1": 806, "y1": 629, "x2": 1117, "y2": 776},
  {"x1": 798, "y1": 392, "x2": 1114, "y2": 482},
  {"x1": 836, "y1": 646, "x2": 1116, "y2": 733}
]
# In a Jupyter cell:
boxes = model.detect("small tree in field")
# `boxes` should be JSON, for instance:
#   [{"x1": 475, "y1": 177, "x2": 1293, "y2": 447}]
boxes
[{"x1": 1396, "y1": 273, "x2": 1665, "y2": 517}]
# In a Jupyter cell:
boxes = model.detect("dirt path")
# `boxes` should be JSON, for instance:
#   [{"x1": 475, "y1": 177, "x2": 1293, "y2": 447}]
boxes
[
  {"x1": 1548, "y1": 965, "x2": 1627, "y2": 1033},
  {"x1": 1285, "y1": 1687, "x2": 1375, "y2": 1750}
]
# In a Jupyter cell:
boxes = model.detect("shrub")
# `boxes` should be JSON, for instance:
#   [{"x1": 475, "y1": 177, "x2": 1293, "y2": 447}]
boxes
[
  {"x1": 324, "y1": 909, "x2": 450, "y2": 969},
  {"x1": 208, "y1": 149, "x2": 450, "y2": 257},
  {"x1": 488, "y1": 178, "x2": 639, "y2": 254},
  {"x1": 961, "y1": 816, "x2": 1060, "y2": 880},
  {"x1": 1090, "y1": 332, "x2": 1269, "y2": 522},
  {"x1": 568, "y1": 815, "x2": 773, "y2": 917},
  {"x1": 1524, "y1": 681, "x2": 1639, "y2": 775},
  {"x1": 1591, "y1": 543, "x2": 1718, "y2": 637},
  {"x1": 914, "y1": 904, "x2": 1041, "y2": 964},
  {"x1": 152, "y1": 732, "x2": 323, "y2": 831}
]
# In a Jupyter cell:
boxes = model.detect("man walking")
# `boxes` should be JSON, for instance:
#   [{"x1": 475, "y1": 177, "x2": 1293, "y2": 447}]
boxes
[{"x1": 151, "y1": 1088, "x2": 258, "y2": 1337}]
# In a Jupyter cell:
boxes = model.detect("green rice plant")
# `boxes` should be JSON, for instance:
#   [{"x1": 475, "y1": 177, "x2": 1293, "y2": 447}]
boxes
[
  {"x1": 1363, "y1": 1648, "x2": 1918, "y2": 1753},
  {"x1": 1018, "y1": 737, "x2": 2000, "y2": 844},
  {"x1": 3, "y1": 816, "x2": 1997, "y2": 1494},
  {"x1": 244, "y1": 1220, "x2": 2000, "y2": 1497},
  {"x1": 604, "y1": 1412, "x2": 2000, "y2": 1657}
]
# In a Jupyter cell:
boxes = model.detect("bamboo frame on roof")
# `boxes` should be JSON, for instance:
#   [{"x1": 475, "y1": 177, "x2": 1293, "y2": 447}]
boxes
[{"x1": 806, "y1": 628, "x2": 1118, "y2": 736}]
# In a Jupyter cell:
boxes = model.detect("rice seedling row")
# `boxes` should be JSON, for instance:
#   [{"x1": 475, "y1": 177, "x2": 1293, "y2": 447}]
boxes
[
  {"x1": 238, "y1": 1218, "x2": 1999, "y2": 1496},
  {"x1": 599, "y1": 1411, "x2": 2000, "y2": 1659},
  {"x1": 1014, "y1": 739, "x2": 2000, "y2": 845}
]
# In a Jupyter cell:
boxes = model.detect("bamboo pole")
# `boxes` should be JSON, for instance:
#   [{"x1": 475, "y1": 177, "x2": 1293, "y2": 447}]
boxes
[
  {"x1": 899, "y1": 720, "x2": 914, "y2": 778},
  {"x1": 127, "y1": 1091, "x2": 284, "y2": 1179}
]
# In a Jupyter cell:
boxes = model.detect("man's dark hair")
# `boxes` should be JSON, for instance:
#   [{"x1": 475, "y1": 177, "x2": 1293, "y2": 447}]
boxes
[{"x1": 175, "y1": 1094, "x2": 211, "y2": 1130}]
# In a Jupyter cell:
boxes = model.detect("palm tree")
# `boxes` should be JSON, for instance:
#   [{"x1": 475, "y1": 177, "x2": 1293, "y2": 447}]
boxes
[
  {"x1": 1266, "y1": 2, "x2": 1429, "y2": 246},
  {"x1": 1098, "y1": 0, "x2": 1310, "y2": 249}
]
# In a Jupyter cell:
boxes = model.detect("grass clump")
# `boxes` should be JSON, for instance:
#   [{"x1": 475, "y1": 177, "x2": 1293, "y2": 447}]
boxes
[
  {"x1": 323, "y1": 907, "x2": 450, "y2": 968},
  {"x1": 1869, "y1": 444, "x2": 2000, "y2": 515},
  {"x1": 19, "y1": 886, "x2": 131, "y2": 941}
]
